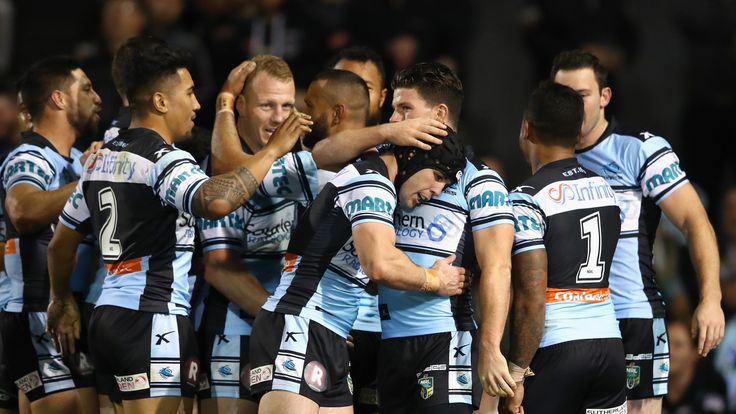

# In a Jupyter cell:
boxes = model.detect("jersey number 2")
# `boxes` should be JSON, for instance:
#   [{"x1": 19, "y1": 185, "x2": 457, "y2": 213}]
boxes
[
  {"x1": 99, "y1": 187, "x2": 122, "y2": 260},
  {"x1": 576, "y1": 212, "x2": 605, "y2": 283}
]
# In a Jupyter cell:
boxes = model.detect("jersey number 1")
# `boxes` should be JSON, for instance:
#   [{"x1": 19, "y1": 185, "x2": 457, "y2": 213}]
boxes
[
  {"x1": 576, "y1": 212, "x2": 605, "y2": 283},
  {"x1": 99, "y1": 187, "x2": 122, "y2": 261}
]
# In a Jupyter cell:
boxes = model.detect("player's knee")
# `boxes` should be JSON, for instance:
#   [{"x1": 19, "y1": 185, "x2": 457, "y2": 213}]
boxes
[{"x1": 627, "y1": 397, "x2": 663, "y2": 414}]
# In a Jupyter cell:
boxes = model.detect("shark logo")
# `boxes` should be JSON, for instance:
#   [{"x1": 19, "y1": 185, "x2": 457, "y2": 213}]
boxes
[{"x1": 159, "y1": 367, "x2": 175, "y2": 379}]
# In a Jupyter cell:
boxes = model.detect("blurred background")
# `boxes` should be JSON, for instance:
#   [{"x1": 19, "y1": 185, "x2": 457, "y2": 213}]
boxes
[{"x1": 1, "y1": 0, "x2": 735, "y2": 412}]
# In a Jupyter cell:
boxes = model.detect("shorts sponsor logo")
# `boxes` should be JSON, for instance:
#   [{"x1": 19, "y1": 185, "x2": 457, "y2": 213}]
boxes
[
  {"x1": 250, "y1": 364, "x2": 273, "y2": 386},
  {"x1": 586, "y1": 401, "x2": 627, "y2": 413},
  {"x1": 150, "y1": 363, "x2": 180, "y2": 383},
  {"x1": 115, "y1": 373, "x2": 150, "y2": 392},
  {"x1": 626, "y1": 363, "x2": 640, "y2": 390},
  {"x1": 14, "y1": 371, "x2": 42, "y2": 393},
  {"x1": 625, "y1": 353, "x2": 652, "y2": 361},
  {"x1": 418, "y1": 375, "x2": 434, "y2": 400},
  {"x1": 546, "y1": 288, "x2": 611, "y2": 303},
  {"x1": 304, "y1": 361, "x2": 328, "y2": 393},
  {"x1": 416, "y1": 364, "x2": 446, "y2": 377}
]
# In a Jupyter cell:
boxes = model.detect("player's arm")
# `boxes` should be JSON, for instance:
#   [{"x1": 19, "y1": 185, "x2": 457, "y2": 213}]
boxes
[
  {"x1": 210, "y1": 61, "x2": 312, "y2": 176},
  {"x1": 47, "y1": 222, "x2": 85, "y2": 356},
  {"x1": 352, "y1": 222, "x2": 465, "y2": 296},
  {"x1": 311, "y1": 118, "x2": 447, "y2": 171},
  {"x1": 5, "y1": 182, "x2": 77, "y2": 234},
  {"x1": 659, "y1": 183, "x2": 724, "y2": 356},
  {"x1": 203, "y1": 249, "x2": 270, "y2": 317},
  {"x1": 475, "y1": 224, "x2": 515, "y2": 398}
]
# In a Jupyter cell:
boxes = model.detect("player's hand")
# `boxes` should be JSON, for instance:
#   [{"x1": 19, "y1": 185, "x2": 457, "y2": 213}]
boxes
[
  {"x1": 46, "y1": 295, "x2": 81, "y2": 357},
  {"x1": 346, "y1": 334, "x2": 355, "y2": 350},
  {"x1": 80, "y1": 140, "x2": 104, "y2": 166},
  {"x1": 499, "y1": 382, "x2": 525, "y2": 414},
  {"x1": 431, "y1": 254, "x2": 467, "y2": 296},
  {"x1": 220, "y1": 60, "x2": 257, "y2": 96},
  {"x1": 384, "y1": 118, "x2": 446, "y2": 150},
  {"x1": 479, "y1": 349, "x2": 516, "y2": 398},
  {"x1": 263, "y1": 112, "x2": 313, "y2": 158},
  {"x1": 692, "y1": 298, "x2": 725, "y2": 356}
]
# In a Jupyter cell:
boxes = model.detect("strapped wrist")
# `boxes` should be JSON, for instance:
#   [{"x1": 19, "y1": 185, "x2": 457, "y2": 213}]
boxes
[
  {"x1": 217, "y1": 92, "x2": 235, "y2": 112},
  {"x1": 420, "y1": 268, "x2": 441, "y2": 293},
  {"x1": 508, "y1": 361, "x2": 534, "y2": 383}
]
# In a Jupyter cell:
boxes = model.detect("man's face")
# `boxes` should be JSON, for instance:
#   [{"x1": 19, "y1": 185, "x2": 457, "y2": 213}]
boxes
[
  {"x1": 389, "y1": 87, "x2": 434, "y2": 123},
  {"x1": 164, "y1": 68, "x2": 200, "y2": 141},
  {"x1": 302, "y1": 80, "x2": 330, "y2": 148},
  {"x1": 398, "y1": 168, "x2": 450, "y2": 209},
  {"x1": 334, "y1": 59, "x2": 385, "y2": 125},
  {"x1": 66, "y1": 69, "x2": 102, "y2": 137},
  {"x1": 553, "y1": 68, "x2": 610, "y2": 140},
  {"x1": 238, "y1": 72, "x2": 295, "y2": 152}
]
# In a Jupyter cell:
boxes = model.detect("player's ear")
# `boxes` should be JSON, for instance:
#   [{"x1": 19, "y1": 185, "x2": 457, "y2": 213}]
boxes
[
  {"x1": 433, "y1": 103, "x2": 449, "y2": 124},
  {"x1": 600, "y1": 87, "x2": 612, "y2": 109},
  {"x1": 152, "y1": 92, "x2": 168, "y2": 114},
  {"x1": 331, "y1": 104, "x2": 344, "y2": 126}
]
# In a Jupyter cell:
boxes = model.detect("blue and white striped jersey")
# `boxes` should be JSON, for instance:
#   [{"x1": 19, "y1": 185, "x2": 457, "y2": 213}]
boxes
[
  {"x1": 575, "y1": 121, "x2": 688, "y2": 319},
  {"x1": 59, "y1": 128, "x2": 209, "y2": 316},
  {"x1": 511, "y1": 158, "x2": 621, "y2": 347},
  {"x1": 263, "y1": 154, "x2": 395, "y2": 338},
  {"x1": 0, "y1": 133, "x2": 83, "y2": 312},
  {"x1": 378, "y1": 160, "x2": 514, "y2": 339},
  {"x1": 197, "y1": 151, "x2": 319, "y2": 336}
]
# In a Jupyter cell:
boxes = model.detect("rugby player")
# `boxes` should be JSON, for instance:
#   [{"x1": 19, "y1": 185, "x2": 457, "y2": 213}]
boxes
[
  {"x1": 45, "y1": 40, "x2": 310, "y2": 414},
  {"x1": 500, "y1": 81, "x2": 625, "y2": 414},
  {"x1": 0, "y1": 56, "x2": 103, "y2": 414},
  {"x1": 552, "y1": 50, "x2": 724, "y2": 414}
]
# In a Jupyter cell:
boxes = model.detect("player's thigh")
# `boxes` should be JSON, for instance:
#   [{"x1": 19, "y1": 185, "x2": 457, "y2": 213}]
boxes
[
  {"x1": 627, "y1": 397, "x2": 662, "y2": 414},
  {"x1": 28, "y1": 389, "x2": 81, "y2": 414},
  {"x1": 258, "y1": 391, "x2": 319, "y2": 414},
  {"x1": 122, "y1": 396, "x2": 189, "y2": 414},
  {"x1": 199, "y1": 397, "x2": 257, "y2": 414},
  {"x1": 318, "y1": 405, "x2": 353, "y2": 414}
]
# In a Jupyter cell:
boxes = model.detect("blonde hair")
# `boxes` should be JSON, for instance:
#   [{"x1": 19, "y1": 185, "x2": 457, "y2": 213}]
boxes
[{"x1": 244, "y1": 55, "x2": 293, "y2": 92}]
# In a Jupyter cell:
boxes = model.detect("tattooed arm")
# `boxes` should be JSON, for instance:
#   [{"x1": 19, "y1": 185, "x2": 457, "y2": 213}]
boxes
[{"x1": 509, "y1": 249, "x2": 547, "y2": 368}]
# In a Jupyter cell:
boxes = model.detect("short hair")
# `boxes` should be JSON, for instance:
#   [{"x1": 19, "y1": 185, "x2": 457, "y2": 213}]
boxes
[
  {"x1": 113, "y1": 36, "x2": 166, "y2": 99},
  {"x1": 330, "y1": 46, "x2": 386, "y2": 88},
  {"x1": 391, "y1": 62, "x2": 464, "y2": 126},
  {"x1": 550, "y1": 49, "x2": 609, "y2": 90},
  {"x1": 313, "y1": 69, "x2": 369, "y2": 122},
  {"x1": 121, "y1": 37, "x2": 191, "y2": 108},
  {"x1": 243, "y1": 55, "x2": 293, "y2": 93},
  {"x1": 18, "y1": 56, "x2": 80, "y2": 120},
  {"x1": 524, "y1": 80, "x2": 584, "y2": 147}
]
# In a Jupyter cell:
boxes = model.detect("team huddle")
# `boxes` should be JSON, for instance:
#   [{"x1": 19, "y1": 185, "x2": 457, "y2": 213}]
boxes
[{"x1": 0, "y1": 36, "x2": 725, "y2": 414}]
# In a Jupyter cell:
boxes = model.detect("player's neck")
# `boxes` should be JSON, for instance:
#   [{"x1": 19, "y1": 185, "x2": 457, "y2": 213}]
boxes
[
  {"x1": 578, "y1": 116, "x2": 609, "y2": 150},
  {"x1": 130, "y1": 114, "x2": 174, "y2": 145},
  {"x1": 33, "y1": 116, "x2": 75, "y2": 157},
  {"x1": 380, "y1": 152, "x2": 398, "y2": 182},
  {"x1": 531, "y1": 146, "x2": 575, "y2": 175}
]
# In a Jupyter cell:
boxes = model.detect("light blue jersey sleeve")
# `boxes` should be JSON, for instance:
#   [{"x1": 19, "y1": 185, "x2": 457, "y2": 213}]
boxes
[
  {"x1": 198, "y1": 208, "x2": 247, "y2": 253},
  {"x1": 2, "y1": 148, "x2": 55, "y2": 191},
  {"x1": 637, "y1": 135, "x2": 688, "y2": 204},
  {"x1": 152, "y1": 149, "x2": 210, "y2": 215},
  {"x1": 335, "y1": 173, "x2": 396, "y2": 228},
  {"x1": 258, "y1": 151, "x2": 320, "y2": 204},
  {"x1": 464, "y1": 166, "x2": 514, "y2": 231},
  {"x1": 59, "y1": 180, "x2": 92, "y2": 234},
  {"x1": 510, "y1": 192, "x2": 546, "y2": 255}
]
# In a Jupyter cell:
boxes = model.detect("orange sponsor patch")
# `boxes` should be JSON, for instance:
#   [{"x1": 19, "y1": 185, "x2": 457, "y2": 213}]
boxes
[
  {"x1": 282, "y1": 253, "x2": 298, "y2": 273},
  {"x1": 546, "y1": 287, "x2": 610, "y2": 303},
  {"x1": 105, "y1": 257, "x2": 142, "y2": 275},
  {"x1": 4, "y1": 238, "x2": 16, "y2": 254}
]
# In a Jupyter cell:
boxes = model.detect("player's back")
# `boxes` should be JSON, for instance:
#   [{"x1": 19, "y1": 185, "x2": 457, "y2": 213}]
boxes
[
  {"x1": 60, "y1": 127, "x2": 208, "y2": 316},
  {"x1": 511, "y1": 158, "x2": 621, "y2": 347}
]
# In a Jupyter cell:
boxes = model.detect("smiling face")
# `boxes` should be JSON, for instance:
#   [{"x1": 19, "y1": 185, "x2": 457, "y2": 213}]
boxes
[
  {"x1": 237, "y1": 72, "x2": 295, "y2": 152},
  {"x1": 398, "y1": 168, "x2": 450, "y2": 209},
  {"x1": 162, "y1": 68, "x2": 200, "y2": 141}
]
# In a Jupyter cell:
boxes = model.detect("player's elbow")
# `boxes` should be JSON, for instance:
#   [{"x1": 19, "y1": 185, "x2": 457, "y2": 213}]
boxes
[
  {"x1": 7, "y1": 204, "x2": 41, "y2": 235},
  {"x1": 362, "y1": 259, "x2": 391, "y2": 284}
]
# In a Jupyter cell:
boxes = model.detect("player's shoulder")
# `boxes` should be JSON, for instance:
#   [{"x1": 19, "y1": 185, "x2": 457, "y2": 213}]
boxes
[
  {"x1": 105, "y1": 128, "x2": 186, "y2": 164},
  {"x1": 608, "y1": 124, "x2": 673, "y2": 156},
  {"x1": 333, "y1": 153, "x2": 394, "y2": 193},
  {"x1": 462, "y1": 158, "x2": 506, "y2": 188}
]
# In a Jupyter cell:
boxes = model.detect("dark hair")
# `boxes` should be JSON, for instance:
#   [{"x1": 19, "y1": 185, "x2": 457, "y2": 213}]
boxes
[
  {"x1": 18, "y1": 56, "x2": 80, "y2": 120},
  {"x1": 524, "y1": 81, "x2": 584, "y2": 147},
  {"x1": 121, "y1": 36, "x2": 191, "y2": 108},
  {"x1": 550, "y1": 49, "x2": 609, "y2": 90},
  {"x1": 313, "y1": 69, "x2": 369, "y2": 121},
  {"x1": 330, "y1": 46, "x2": 386, "y2": 88},
  {"x1": 391, "y1": 62, "x2": 464, "y2": 126},
  {"x1": 113, "y1": 36, "x2": 166, "y2": 100}
]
